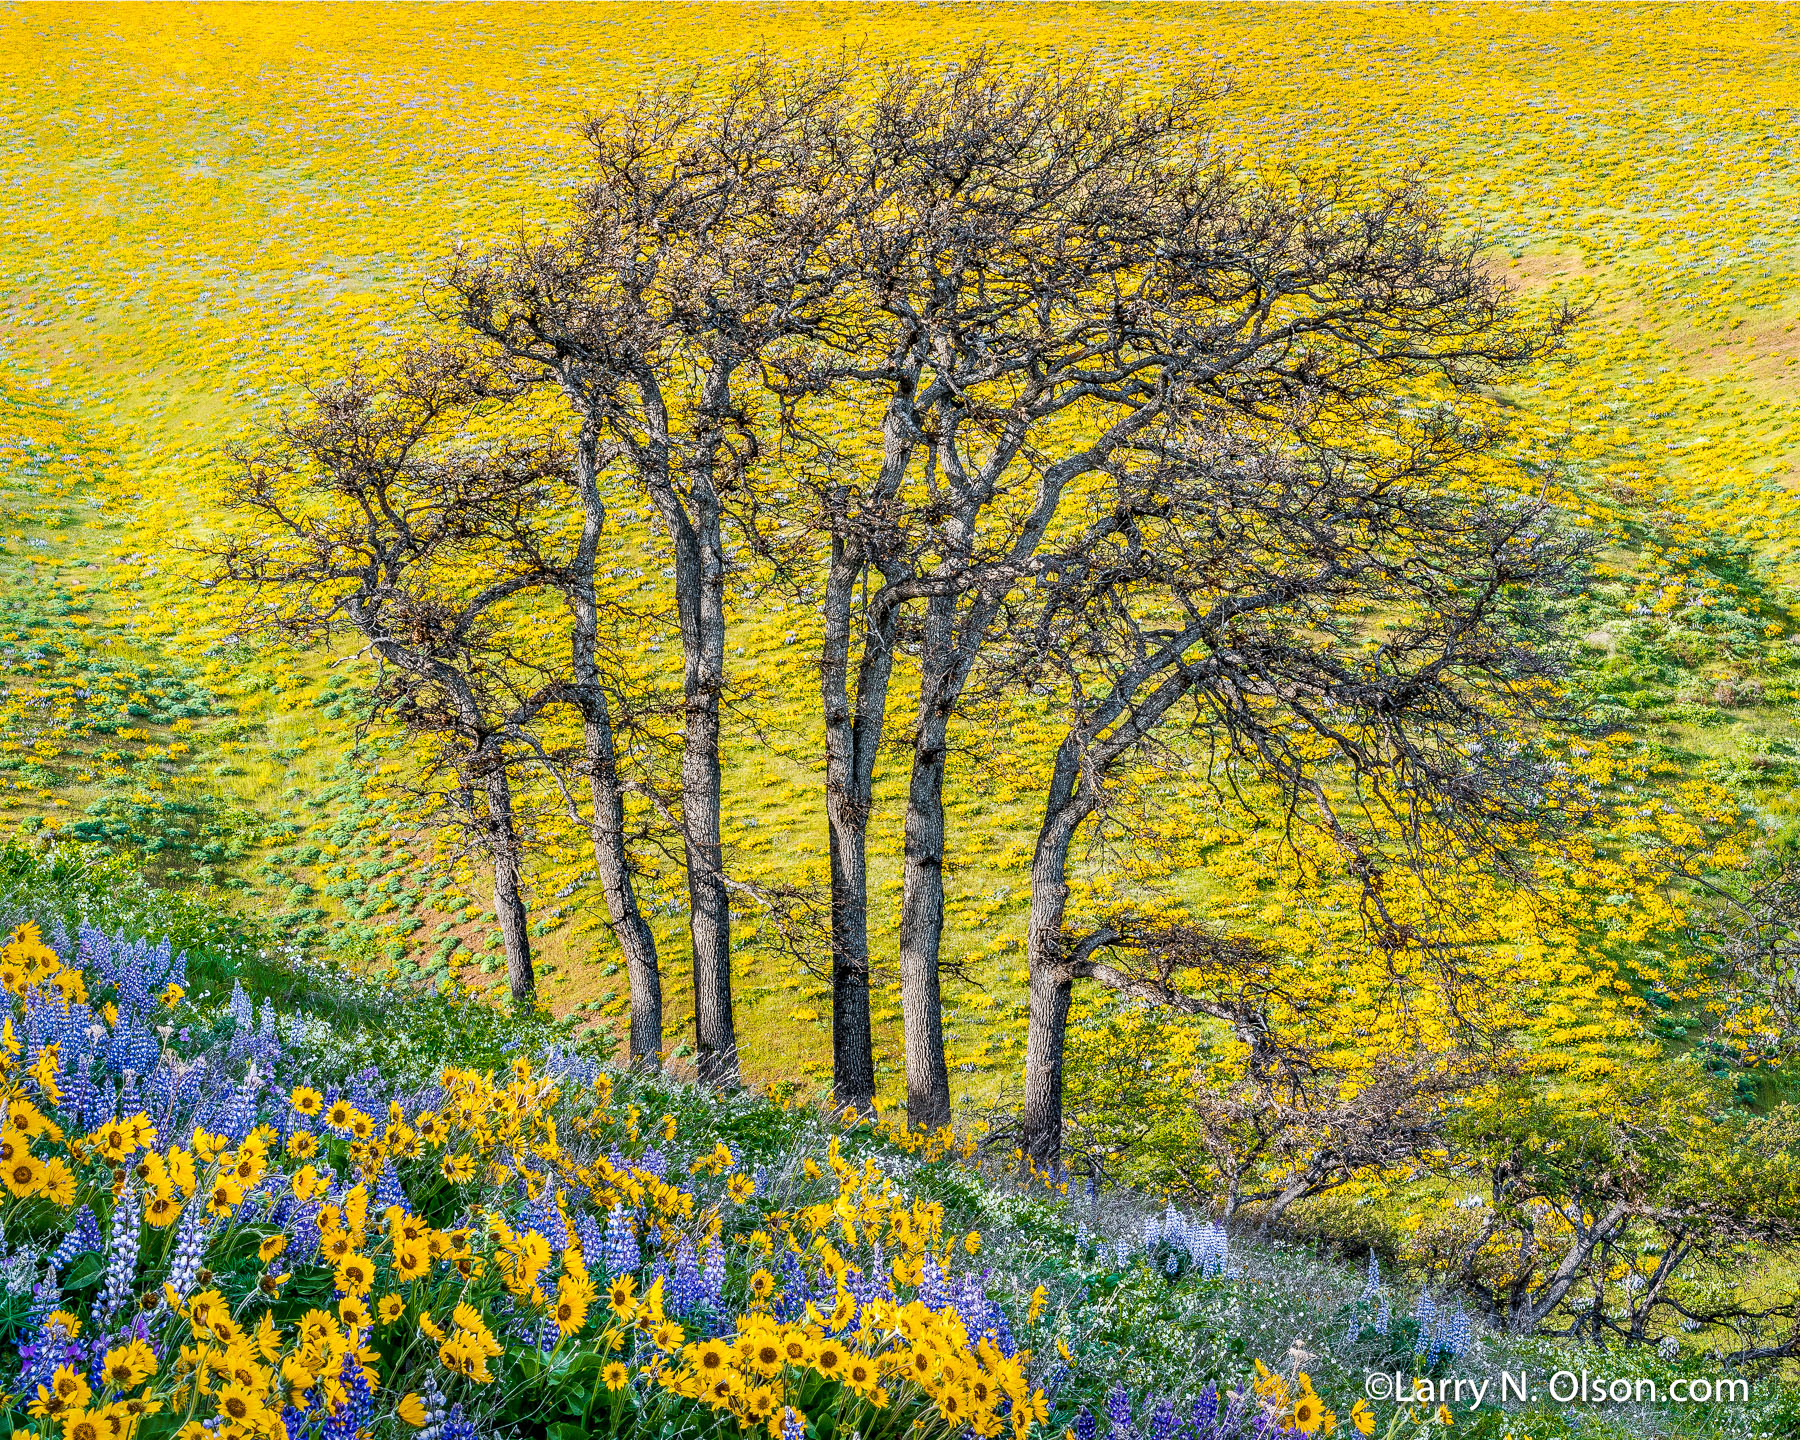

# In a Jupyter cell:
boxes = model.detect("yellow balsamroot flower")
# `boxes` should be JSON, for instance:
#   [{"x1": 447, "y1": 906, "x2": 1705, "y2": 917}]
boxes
[
  {"x1": 388, "y1": 1207, "x2": 431, "y2": 1244},
  {"x1": 144, "y1": 1192, "x2": 182, "y2": 1228},
  {"x1": 334, "y1": 1254, "x2": 375, "y2": 1296},
  {"x1": 394, "y1": 1238, "x2": 431, "y2": 1282},
  {"x1": 692, "y1": 1339, "x2": 731, "y2": 1377},
  {"x1": 651, "y1": 1320, "x2": 685, "y2": 1352},
  {"x1": 204, "y1": 1176, "x2": 244, "y2": 1218},
  {"x1": 286, "y1": 1131, "x2": 318, "y2": 1160},
  {"x1": 749, "y1": 1268, "x2": 775, "y2": 1301},
  {"x1": 39, "y1": 1156, "x2": 76, "y2": 1207},
  {"x1": 442, "y1": 1152, "x2": 474, "y2": 1183},
  {"x1": 378, "y1": 1295, "x2": 405, "y2": 1325},
  {"x1": 440, "y1": 1329, "x2": 496, "y2": 1384},
  {"x1": 813, "y1": 1337, "x2": 848, "y2": 1379},
  {"x1": 603, "y1": 1362, "x2": 630, "y2": 1391},
  {"x1": 2, "y1": 1148, "x2": 46, "y2": 1197},
  {"x1": 30, "y1": 1363, "x2": 91, "y2": 1415},
  {"x1": 91, "y1": 1112, "x2": 155, "y2": 1163},
  {"x1": 397, "y1": 1393, "x2": 429, "y2": 1427},
  {"x1": 607, "y1": 1275, "x2": 637, "y2": 1318},
  {"x1": 781, "y1": 1332, "x2": 814, "y2": 1369},
  {"x1": 1350, "y1": 1400, "x2": 1376, "y2": 1436},
  {"x1": 338, "y1": 1295, "x2": 371, "y2": 1331},
  {"x1": 215, "y1": 1379, "x2": 272, "y2": 1428},
  {"x1": 99, "y1": 1339, "x2": 157, "y2": 1390},
  {"x1": 726, "y1": 1172, "x2": 756, "y2": 1203},
  {"x1": 57, "y1": 1409, "x2": 111, "y2": 1440},
  {"x1": 743, "y1": 1329, "x2": 784, "y2": 1376},
  {"x1": 1435, "y1": 1404, "x2": 1454, "y2": 1426},
  {"x1": 258, "y1": 1234, "x2": 288, "y2": 1264},
  {"x1": 191, "y1": 1129, "x2": 229, "y2": 1165},
  {"x1": 186, "y1": 1289, "x2": 227, "y2": 1332},
  {"x1": 1291, "y1": 1390, "x2": 1328, "y2": 1435},
  {"x1": 554, "y1": 1273, "x2": 593, "y2": 1337},
  {"x1": 419, "y1": 1313, "x2": 446, "y2": 1342},
  {"x1": 4, "y1": 1095, "x2": 61, "y2": 1142},
  {"x1": 451, "y1": 1304, "x2": 502, "y2": 1353},
  {"x1": 844, "y1": 1353, "x2": 879, "y2": 1394}
]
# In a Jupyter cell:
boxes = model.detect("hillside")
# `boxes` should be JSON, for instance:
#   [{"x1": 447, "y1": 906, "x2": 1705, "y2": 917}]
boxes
[
  {"x1": 2, "y1": 846, "x2": 1797, "y2": 1440},
  {"x1": 2, "y1": 4, "x2": 1798, "y2": 1103}
]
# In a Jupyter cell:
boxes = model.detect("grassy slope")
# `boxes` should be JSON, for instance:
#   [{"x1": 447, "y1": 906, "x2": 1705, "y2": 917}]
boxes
[{"x1": 1, "y1": 4, "x2": 1799, "y2": 1109}]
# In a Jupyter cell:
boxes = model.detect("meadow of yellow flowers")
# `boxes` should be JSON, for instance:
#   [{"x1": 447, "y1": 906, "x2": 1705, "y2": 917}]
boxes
[{"x1": 2, "y1": 3, "x2": 1799, "y2": 1112}]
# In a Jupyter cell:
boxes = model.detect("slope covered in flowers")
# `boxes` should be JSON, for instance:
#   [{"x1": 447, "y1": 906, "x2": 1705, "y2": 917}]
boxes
[
  {"x1": 1, "y1": 4, "x2": 1798, "y2": 1105},
  {"x1": 7, "y1": 865, "x2": 1798, "y2": 1440},
  {"x1": 0, "y1": 878, "x2": 1396, "y2": 1440}
]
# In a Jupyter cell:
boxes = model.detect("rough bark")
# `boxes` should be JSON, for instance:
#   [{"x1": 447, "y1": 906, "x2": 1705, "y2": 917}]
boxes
[
  {"x1": 899, "y1": 594, "x2": 957, "y2": 1130},
  {"x1": 483, "y1": 765, "x2": 535, "y2": 1003},
  {"x1": 562, "y1": 424, "x2": 665, "y2": 1066},
  {"x1": 1508, "y1": 1201, "x2": 1633, "y2": 1332},
  {"x1": 820, "y1": 534, "x2": 899, "y2": 1112},
  {"x1": 582, "y1": 692, "x2": 663, "y2": 1066},
  {"x1": 816, "y1": 369, "x2": 921, "y2": 1113},
  {"x1": 1020, "y1": 736, "x2": 1086, "y2": 1165},
  {"x1": 681, "y1": 363, "x2": 736, "y2": 1085}
]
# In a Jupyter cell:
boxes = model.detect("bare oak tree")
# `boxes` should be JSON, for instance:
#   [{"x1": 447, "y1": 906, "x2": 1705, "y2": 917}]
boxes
[
  {"x1": 214, "y1": 353, "x2": 565, "y2": 1002},
  {"x1": 1009, "y1": 412, "x2": 1585, "y2": 1162},
  {"x1": 776, "y1": 56, "x2": 1573, "y2": 1129},
  {"x1": 443, "y1": 61, "x2": 869, "y2": 1086}
]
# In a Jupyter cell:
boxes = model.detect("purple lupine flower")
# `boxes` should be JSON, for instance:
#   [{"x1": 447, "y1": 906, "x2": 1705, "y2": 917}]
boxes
[
  {"x1": 602, "y1": 1203, "x2": 639, "y2": 1274},
  {"x1": 571, "y1": 1208, "x2": 606, "y2": 1268},
  {"x1": 51, "y1": 1207, "x2": 102, "y2": 1267},
  {"x1": 1215, "y1": 1386, "x2": 1252, "y2": 1440},
  {"x1": 702, "y1": 1239, "x2": 726, "y2": 1307},
  {"x1": 319, "y1": 1353, "x2": 376, "y2": 1440},
  {"x1": 918, "y1": 1252, "x2": 947, "y2": 1308},
  {"x1": 164, "y1": 1202, "x2": 211, "y2": 1301},
  {"x1": 670, "y1": 1238, "x2": 702, "y2": 1314},
  {"x1": 1107, "y1": 1385, "x2": 1137, "y2": 1440},
  {"x1": 1413, "y1": 1292, "x2": 1437, "y2": 1358},
  {"x1": 1150, "y1": 1400, "x2": 1178, "y2": 1440},
  {"x1": 782, "y1": 1407, "x2": 806, "y2": 1440},
  {"x1": 1075, "y1": 1409, "x2": 1098, "y2": 1440},
  {"x1": 1191, "y1": 1383, "x2": 1218, "y2": 1438},
  {"x1": 440, "y1": 1404, "x2": 479, "y2": 1440},
  {"x1": 97, "y1": 1184, "x2": 141, "y2": 1320},
  {"x1": 413, "y1": 1373, "x2": 450, "y2": 1440},
  {"x1": 374, "y1": 1161, "x2": 406, "y2": 1215}
]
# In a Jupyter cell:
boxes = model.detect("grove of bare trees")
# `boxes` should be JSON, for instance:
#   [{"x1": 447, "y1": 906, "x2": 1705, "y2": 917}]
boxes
[{"x1": 217, "y1": 53, "x2": 1580, "y2": 1166}]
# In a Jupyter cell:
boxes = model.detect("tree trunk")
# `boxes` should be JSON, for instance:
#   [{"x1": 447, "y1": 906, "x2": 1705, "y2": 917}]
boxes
[
  {"x1": 1511, "y1": 1202, "x2": 1632, "y2": 1331},
  {"x1": 682, "y1": 365, "x2": 736, "y2": 1086},
  {"x1": 898, "y1": 593, "x2": 956, "y2": 1130},
  {"x1": 822, "y1": 537, "x2": 874, "y2": 1112},
  {"x1": 821, "y1": 378, "x2": 919, "y2": 1113},
  {"x1": 583, "y1": 688, "x2": 663, "y2": 1068},
  {"x1": 821, "y1": 534, "x2": 901, "y2": 1114},
  {"x1": 1022, "y1": 737, "x2": 1086, "y2": 1165},
  {"x1": 483, "y1": 767, "x2": 535, "y2": 1003},
  {"x1": 567, "y1": 421, "x2": 663, "y2": 1069}
]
